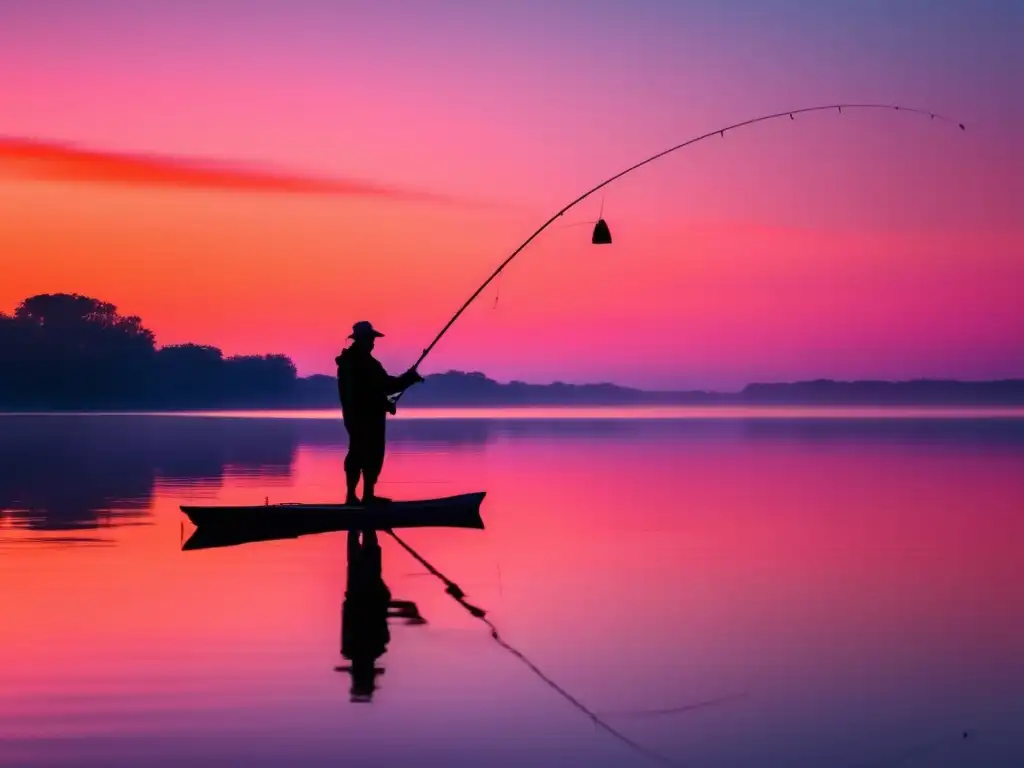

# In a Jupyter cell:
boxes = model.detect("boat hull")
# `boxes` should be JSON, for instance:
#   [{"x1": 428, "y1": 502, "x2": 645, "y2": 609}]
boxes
[{"x1": 180, "y1": 491, "x2": 486, "y2": 531}]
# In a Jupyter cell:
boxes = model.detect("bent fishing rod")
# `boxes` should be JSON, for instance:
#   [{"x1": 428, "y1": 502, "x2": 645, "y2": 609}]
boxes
[{"x1": 392, "y1": 102, "x2": 964, "y2": 403}]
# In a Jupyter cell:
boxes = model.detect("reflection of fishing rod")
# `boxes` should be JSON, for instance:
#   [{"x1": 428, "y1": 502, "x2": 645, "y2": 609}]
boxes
[
  {"x1": 385, "y1": 528, "x2": 481, "y2": 610},
  {"x1": 393, "y1": 102, "x2": 964, "y2": 404},
  {"x1": 389, "y1": 530, "x2": 975, "y2": 766},
  {"x1": 385, "y1": 528, "x2": 686, "y2": 767}
]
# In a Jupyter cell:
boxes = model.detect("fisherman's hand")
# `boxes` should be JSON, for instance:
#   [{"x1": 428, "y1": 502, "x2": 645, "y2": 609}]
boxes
[{"x1": 405, "y1": 367, "x2": 425, "y2": 385}]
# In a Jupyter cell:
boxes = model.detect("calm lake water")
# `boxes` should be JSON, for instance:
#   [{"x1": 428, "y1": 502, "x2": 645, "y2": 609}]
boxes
[{"x1": 1, "y1": 409, "x2": 1022, "y2": 767}]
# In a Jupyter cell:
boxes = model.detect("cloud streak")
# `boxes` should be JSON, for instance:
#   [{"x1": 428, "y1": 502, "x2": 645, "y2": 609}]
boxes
[{"x1": 0, "y1": 136, "x2": 452, "y2": 204}]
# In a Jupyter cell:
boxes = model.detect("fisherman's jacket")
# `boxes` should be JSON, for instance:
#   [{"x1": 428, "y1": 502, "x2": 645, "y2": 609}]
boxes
[{"x1": 336, "y1": 346, "x2": 417, "y2": 428}]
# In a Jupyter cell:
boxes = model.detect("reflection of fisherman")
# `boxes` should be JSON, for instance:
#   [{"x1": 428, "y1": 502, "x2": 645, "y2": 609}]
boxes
[
  {"x1": 336, "y1": 321, "x2": 423, "y2": 505},
  {"x1": 337, "y1": 531, "x2": 425, "y2": 702},
  {"x1": 339, "y1": 531, "x2": 390, "y2": 702}
]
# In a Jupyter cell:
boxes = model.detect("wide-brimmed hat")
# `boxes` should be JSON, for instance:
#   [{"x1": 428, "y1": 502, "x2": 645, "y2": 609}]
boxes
[{"x1": 348, "y1": 321, "x2": 384, "y2": 339}]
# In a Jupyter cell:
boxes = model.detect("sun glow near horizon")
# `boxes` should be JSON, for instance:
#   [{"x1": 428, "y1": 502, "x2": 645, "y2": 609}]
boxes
[{"x1": 2, "y1": 1, "x2": 1021, "y2": 389}]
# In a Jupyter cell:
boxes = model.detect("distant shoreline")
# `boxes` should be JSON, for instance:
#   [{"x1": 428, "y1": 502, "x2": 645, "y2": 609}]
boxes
[
  {"x1": 5, "y1": 294, "x2": 1023, "y2": 411},
  {"x1": 8, "y1": 374, "x2": 1024, "y2": 411},
  {"x1": 11, "y1": 377, "x2": 1023, "y2": 408},
  {"x1": 4, "y1": 404, "x2": 1024, "y2": 420}
]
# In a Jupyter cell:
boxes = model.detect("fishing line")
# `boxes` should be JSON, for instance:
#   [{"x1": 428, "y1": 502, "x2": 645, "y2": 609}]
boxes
[
  {"x1": 595, "y1": 691, "x2": 750, "y2": 718},
  {"x1": 384, "y1": 528, "x2": 688, "y2": 767}
]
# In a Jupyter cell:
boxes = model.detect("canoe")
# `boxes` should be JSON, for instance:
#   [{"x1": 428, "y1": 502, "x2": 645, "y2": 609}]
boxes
[
  {"x1": 179, "y1": 491, "x2": 486, "y2": 531},
  {"x1": 183, "y1": 523, "x2": 360, "y2": 551}
]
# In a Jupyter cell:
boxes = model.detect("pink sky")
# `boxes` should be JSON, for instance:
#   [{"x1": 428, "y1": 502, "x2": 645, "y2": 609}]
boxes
[{"x1": 1, "y1": 1, "x2": 1021, "y2": 389}]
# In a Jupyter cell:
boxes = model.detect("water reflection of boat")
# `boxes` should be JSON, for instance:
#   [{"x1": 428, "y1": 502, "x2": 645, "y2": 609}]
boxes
[
  {"x1": 180, "y1": 512, "x2": 427, "y2": 704},
  {"x1": 180, "y1": 491, "x2": 486, "y2": 530},
  {"x1": 333, "y1": 530, "x2": 426, "y2": 702},
  {"x1": 181, "y1": 521, "x2": 338, "y2": 550}
]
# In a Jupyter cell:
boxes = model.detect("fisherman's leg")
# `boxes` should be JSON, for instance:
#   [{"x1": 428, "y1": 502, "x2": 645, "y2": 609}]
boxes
[
  {"x1": 344, "y1": 424, "x2": 366, "y2": 504},
  {"x1": 344, "y1": 448, "x2": 361, "y2": 505},
  {"x1": 361, "y1": 430, "x2": 389, "y2": 504},
  {"x1": 344, "y1": 454, "x2": 361, "y2": 504}
]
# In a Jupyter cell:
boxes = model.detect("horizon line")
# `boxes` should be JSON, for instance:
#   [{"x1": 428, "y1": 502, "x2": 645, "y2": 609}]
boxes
[{"x1": 300, "y1": 369, "x2": 1024, "y2": 394}]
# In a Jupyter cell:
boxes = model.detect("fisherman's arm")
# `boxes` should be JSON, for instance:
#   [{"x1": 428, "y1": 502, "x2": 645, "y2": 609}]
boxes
[{"x1": 374, "y1": 361, "x2": 424, "y2": 395}]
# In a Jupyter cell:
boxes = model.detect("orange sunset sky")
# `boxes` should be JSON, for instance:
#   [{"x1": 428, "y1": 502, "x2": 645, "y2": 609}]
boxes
[{"x1": 1, "y1": 1, "x2": 1021, "y2": 389}]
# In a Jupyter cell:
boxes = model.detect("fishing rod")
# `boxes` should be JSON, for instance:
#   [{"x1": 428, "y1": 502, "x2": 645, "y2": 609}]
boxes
[{"x1": 393, "y1": 102, "x2": 964, "y2": 403}]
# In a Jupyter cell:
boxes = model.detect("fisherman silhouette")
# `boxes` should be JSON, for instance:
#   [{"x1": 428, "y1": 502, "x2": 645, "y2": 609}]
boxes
[
  {"x1": 336, "y1": 321, "x2": 423, "y2": 505},
  {"x1": 335, "y1": 529, "x2": 426, "y2": 702}
]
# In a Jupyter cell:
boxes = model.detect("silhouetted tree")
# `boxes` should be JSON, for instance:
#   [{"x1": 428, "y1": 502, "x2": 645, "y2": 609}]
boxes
[
  {"x1": 0, "y1": 312, "x2": 23, "y2": 403},
  {"x1": 223, "y1": 354, "x2": 298, "y2": 405},
  {"x1": 15, "y1": 294, "x2": 153, "y2": 340},
  {"x1": 0, "y1": 293, "x2": 300, "y2": 409},
  {"x1": 2, "y1": 294, "x2": 156, "y2": 406},
  {"x1": 155, "y1": 343, "x2": 226, "y2": 406}
]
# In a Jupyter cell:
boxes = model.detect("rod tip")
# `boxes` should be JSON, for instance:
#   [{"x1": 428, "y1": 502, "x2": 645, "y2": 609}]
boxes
[{"x1": 959, "y1": 123, "x2": 966, "y2": 130}]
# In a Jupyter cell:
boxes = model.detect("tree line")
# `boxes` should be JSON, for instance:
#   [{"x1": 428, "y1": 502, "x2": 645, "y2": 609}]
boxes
[
  {"x1": 5, "y1": 293, "x2": 1020, "y2": 410},
  {"x1": 0, "y1": 293, "x2": 300, "y2": 409}
]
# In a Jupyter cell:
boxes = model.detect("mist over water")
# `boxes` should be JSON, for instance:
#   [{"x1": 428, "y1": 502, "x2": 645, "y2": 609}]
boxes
[{"x1": 2, "y1": 410, "x2": 1022, "y2": 767}]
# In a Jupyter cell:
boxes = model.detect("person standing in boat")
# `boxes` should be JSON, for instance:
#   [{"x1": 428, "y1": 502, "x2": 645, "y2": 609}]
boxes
[{"x1": 336, "y1": 321, "x2": 423, "y2": 505}]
